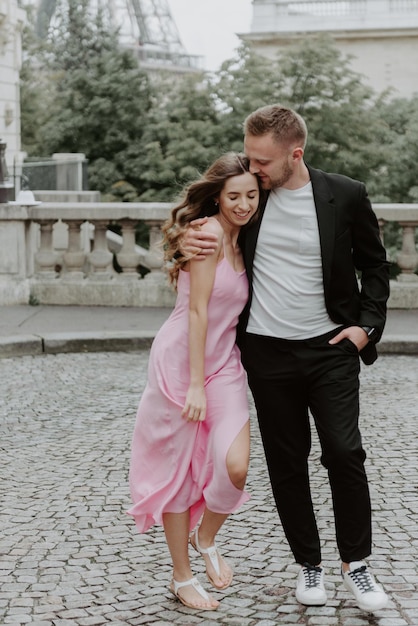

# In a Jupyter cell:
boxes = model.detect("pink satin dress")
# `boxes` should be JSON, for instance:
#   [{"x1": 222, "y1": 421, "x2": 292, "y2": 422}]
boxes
[{"x1": 127, "y1": 256, "x2": 250, "y2": 533}]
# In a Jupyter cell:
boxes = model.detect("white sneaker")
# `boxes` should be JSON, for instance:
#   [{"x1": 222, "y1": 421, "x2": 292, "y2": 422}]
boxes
[
  {"x1": 342, "y1": 561, "x2": 389, "y2": 611},
  {"x1": 295, "y1": 563, "x2": 327, "y2": 606}
]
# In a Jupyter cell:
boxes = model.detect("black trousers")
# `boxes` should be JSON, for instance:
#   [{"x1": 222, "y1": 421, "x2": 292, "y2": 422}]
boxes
[{"x1": 241, "y1": 328, "x2": 372, "y2": 565}]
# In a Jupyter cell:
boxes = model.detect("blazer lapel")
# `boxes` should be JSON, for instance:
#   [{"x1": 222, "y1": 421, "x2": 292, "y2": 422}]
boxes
[
  {"x1": 241, "y1": 191, "x2": 269, "y2": 284},
  {"x1": 308, "y1": 165, "x2": 336, "y2": 294}
]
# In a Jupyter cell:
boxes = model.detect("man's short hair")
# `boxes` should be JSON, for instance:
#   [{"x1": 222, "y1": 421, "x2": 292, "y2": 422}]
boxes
[{"x1": 244, "y1": 105, "x2": 307, "y2": 148}]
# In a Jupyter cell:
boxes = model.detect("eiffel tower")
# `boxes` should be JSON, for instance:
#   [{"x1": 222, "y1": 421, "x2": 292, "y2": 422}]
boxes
[{"x1": 35, "y1": 0, "x2": 202, "y2": 72}]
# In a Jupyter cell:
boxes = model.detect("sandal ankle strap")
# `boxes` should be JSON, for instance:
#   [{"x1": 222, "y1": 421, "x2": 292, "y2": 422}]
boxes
[{"x1": 191, "y1": 528, "x2": 221, "y2": 577}]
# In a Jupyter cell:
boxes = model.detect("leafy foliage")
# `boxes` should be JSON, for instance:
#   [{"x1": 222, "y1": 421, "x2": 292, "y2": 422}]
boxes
[
  {"x1": 213, "y1": 43, "x2": 286, "y2": 151},
  {"x1": 20, "y1": 6, "x2": 52, "y2": 155},
  {"x1": 276, "y1": 36, "x2": 386, "y2": 181},
  {"x1": 373, "y1": 97, "x2": 418, "y2": 202},
  {"x1": 32, "y1": 0, "x2": 153, "y2": 192},
  {"x1": 19, "y1": 9, "x2": 418, "y2": 208},
  {"x1": 119, "y1": 73, "x2": 223, "y2": 201}
]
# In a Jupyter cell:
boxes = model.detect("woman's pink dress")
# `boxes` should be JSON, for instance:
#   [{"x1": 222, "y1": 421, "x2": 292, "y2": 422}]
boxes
[{"x1": 127, "y1": 257, "x2": 250, "y2": 533}]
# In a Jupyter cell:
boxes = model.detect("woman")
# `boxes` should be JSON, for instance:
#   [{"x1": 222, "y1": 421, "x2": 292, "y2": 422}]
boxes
[{"x1": 127, "y1": 153, "x2": 261, "y2": 610}]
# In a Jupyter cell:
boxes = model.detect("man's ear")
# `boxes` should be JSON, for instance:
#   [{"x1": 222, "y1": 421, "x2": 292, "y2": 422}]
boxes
[{"x1": 292, "y1": 147, "x2": 304, "y2": 162}]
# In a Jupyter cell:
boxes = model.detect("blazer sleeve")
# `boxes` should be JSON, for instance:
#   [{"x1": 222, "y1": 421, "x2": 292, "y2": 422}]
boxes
[{"x1": 351, "y1": 182, "x2": 390, "y2": 341}]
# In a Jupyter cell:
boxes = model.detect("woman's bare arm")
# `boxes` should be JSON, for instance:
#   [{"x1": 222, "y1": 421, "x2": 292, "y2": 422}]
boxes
[
  {"x1": 181, "y1": 220, "x2": 223, "y2": 421},
  {"x1": 181, "y1": 217, "x2": 219, "y2": 260}
]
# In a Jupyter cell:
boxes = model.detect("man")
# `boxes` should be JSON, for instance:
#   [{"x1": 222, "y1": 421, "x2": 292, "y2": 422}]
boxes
[{"x1": 185, "y1": 105, "x2": 390, "y2": 611}]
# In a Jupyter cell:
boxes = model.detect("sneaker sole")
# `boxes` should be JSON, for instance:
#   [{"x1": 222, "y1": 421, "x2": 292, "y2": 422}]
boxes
[
  {"x1": 343, "y1": 581, "x2": 389, "y2": 612},
  {"x1": 295, "y1": 592, "x2": 327, "y2": 606},
  {"x1": 357, "y1": 598, "x2": 389, "y2": 612}
]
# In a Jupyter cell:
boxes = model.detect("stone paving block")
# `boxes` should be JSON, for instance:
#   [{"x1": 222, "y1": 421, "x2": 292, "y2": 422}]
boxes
[
  {"x1": 2, "y1": 619, "x2": 38, "y2": 625},
  {"x1": 77, "y1": 617, "x2": 110, "y2": 625}
]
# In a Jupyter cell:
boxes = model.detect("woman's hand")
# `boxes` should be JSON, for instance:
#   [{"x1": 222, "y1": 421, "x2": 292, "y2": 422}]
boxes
[
  {"x1": 181, "y1": 217, "x2": 219, "y2": 260},
  {"x1": 182, "y1": 385, "x2": 207, "y2": 421}
]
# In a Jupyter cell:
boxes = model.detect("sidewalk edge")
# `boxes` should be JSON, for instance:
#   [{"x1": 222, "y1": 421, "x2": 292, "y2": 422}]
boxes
[{"x1": 1, "y1": 332, "x2": 417, "y2": 359}]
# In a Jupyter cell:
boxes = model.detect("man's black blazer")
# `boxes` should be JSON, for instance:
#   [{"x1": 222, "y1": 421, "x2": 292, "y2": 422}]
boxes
[{"x1": 237, "y1": 164, "x2": 390, "y2": 365}]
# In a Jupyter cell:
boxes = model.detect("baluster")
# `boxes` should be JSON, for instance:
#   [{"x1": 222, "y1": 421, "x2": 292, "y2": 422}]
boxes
[
  {"x1": 88, "y1": 220, "x2": 113, "y2": 278},
  {"x1": 116, "y1": 219, "x2": 141, "y2": 277},
  {"x1": 62, "y1": 220, "x2": 86, "y2": 279},
  {"x1": 143, "y1": 220, "x2": 165, "y2": 280},
  {"x1": 396, "y1": 222, "x2": 418, "y2": 281},
  {"x1": 34, "y1": 220, "x2": 58, "y2": 278}
]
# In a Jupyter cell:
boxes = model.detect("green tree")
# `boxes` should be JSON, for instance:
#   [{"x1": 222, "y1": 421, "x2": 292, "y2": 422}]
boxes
[
  {"x1": 212, "y1": 37, "x2": 388, "y2": 187},
  {"x1": 122, "y1": 72, "x2": 223, "y2": 201},
  {"x1": 370, "y1": 96, "x2": 418, "y2": 263},
  {"x1": 213, "y1": 43, "x2": 286, "y2": 151},
  {"x1": 21, "y1": 18, "x2": 414, "y2": 205},
  {"x1": 277, "y1": 36, "x2": 390, "y2": 186},
  {"x1": 374, "y1": 97, "x2": 418, "y2": 202},
  {"x1": 20, "y1": 7, "x2": 52, "y2": 156},
  {"x1": 39, "y1": 0, "x2": 153, "y2": 192}
]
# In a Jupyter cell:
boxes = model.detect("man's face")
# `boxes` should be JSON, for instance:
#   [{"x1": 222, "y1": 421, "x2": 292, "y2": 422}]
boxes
[{"x1": 244, "y1": 132, "x2": 295, "y2": 190}]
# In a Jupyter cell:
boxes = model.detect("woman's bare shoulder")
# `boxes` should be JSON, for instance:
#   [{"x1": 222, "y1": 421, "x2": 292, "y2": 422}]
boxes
[{"x1": 201, "y1": 216, "x2": 223, "y2": 239}]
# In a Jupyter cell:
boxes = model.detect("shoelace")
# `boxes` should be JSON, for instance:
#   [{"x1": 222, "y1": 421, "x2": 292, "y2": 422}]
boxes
[
  {"x1": 302, "y1": 563, "x2": 322, "y2": 589},
  {"x1": 347, "y1": 566, "x2": 376, "y2": 593}
]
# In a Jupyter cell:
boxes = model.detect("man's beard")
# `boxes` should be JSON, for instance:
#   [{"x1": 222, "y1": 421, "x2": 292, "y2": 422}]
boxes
[{"x1": 268, "y1": 161, "x2": 294, "y2": 190}]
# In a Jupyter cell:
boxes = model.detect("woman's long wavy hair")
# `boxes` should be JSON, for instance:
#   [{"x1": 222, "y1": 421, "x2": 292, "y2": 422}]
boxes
[{"x1": 162, "y1": 152, "x2": 261, "y2": 287}]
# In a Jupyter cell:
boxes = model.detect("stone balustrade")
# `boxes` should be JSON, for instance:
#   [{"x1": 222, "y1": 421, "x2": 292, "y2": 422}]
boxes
[
  {"x1": 0, "y1": 201, "x2": 176, "y2": 307},
  {"x1": 374, "y1": 204, "x2": 418, "y2": 308},
  {"x1": 0, "y1": 200, "x2": 417, "y2": 307}
]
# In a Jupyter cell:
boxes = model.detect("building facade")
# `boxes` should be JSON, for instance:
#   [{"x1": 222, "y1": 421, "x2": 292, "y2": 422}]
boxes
[
  {"x1": 0, "y1": 0, "x2": 26, "y2": 171},
  {"x1": 242, "y1": 0, "x2": 418, "y2": 98}
]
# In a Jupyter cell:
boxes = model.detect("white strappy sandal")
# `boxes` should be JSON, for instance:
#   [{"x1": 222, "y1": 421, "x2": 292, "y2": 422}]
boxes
[
  {"x1": 189, "y1": 527, "x2": 233, "y2": 590},
  {"x1": 169, "y1": 576, "x2": 218, "y2": 610}
]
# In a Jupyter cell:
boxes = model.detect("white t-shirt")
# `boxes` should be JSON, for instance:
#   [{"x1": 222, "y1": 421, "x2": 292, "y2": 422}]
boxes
[{"x1": 246, "y1": 182, "x2": 340, "y2": 339}]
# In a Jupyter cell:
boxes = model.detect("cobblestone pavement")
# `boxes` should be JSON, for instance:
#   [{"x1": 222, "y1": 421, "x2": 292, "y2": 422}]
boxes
[{"x1": 0, "y1": 352, "x2": 417, "y2": 626}]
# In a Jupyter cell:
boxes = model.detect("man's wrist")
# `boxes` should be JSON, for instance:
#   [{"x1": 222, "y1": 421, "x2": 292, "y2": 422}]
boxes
[{"x1": 361, "y1": 326, "x2": 378, "y2": 343}]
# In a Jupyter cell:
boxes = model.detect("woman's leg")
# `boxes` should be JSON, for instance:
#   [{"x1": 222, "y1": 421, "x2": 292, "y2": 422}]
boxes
[
  {"x1": 195, "y1": 422, "x2": 250, "y2": 587},
  {"x1": 226, "y1": 420, "x2": 250, "y2": 491},
  {"x1": 163, "y1": 511, "x2": 219, "y2": 609}
]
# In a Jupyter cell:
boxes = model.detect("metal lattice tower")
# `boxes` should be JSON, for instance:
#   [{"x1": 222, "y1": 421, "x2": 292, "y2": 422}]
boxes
[
  {"x1": 107, "y1": 0, "x2": 202, "y2": 70},
  {"x1": 34, "y1": 0, "x2": 202, "y2": 71},
  {"x1": 120, "y1": 0, "x2": 183, "y2": 49}
]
